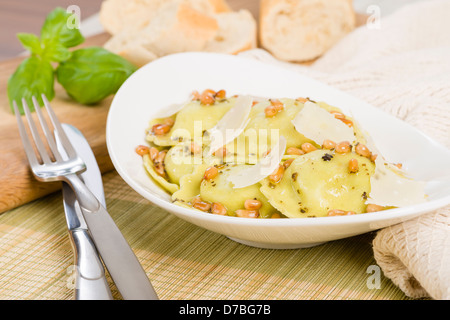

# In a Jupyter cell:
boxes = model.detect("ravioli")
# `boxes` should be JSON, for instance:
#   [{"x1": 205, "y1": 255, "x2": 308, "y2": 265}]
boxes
[
  {"x1": 260, "y1": 150, "x2": 375, "y2": 218},
  {"x1": 199, "y1": 164, "x2": 278, "y2": 218},
  {"x1": 143, "y1": 154, "x2": 179, "y2": 194},
  {"x1": 225, "y1": 98, "x2": 316, "y2": 161},
  {"x1": 137, "y1": 89, "x2": 426, "y2": 219},
  {"x1": 172, "y1": 163, "x2": 209, "y2": 205},
  {"x1": 164, "y1": 142, "x2": 200, "y2": 185},
  {"x1": 146, "y1": 98, "x2": 235, "y2": 147}
]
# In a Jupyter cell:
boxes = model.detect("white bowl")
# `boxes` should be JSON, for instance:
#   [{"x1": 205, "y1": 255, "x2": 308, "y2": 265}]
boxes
[{"x1": 106, "y1": 52, "x2": 450, "y2": 249}]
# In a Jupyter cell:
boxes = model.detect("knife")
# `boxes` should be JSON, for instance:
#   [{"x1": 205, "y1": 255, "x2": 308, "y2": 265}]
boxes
[
  {"x1": 58, "y1": 124, "x2": 113, "y2": 300},
  {"x1": 56, "y1": 124, "x2": 159, "y2": 300}
]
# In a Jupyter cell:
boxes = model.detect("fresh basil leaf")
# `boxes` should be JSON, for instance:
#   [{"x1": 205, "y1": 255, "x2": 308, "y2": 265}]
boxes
[
  {"x1": 17, "y1": 33, "x2": 43, "y2": 55},
  {"x1": 7, "y1": 56, "x2": 55, "y2": 114},
  {"x1": 40, "y1": 7, "x2": 84, "y2": 48},
  {"x1": 42, "y1": 41, "x2": 72, "y2": 62},
  {"x1": 56, "y1": 47, "x2": 137, "y2": 104}
]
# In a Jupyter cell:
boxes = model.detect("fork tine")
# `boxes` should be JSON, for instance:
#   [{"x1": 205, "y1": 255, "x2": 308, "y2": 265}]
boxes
[
  {"x1": 41, "y1": 94, "x2": 77, "y2": 158},
  {"x1": 32, "y1": 96, "x2": 63, "y2": 162},
  {"x1": 22, "y1": 98, "x2": 52, "y2": 164},
  {"x1": 14, "y1": 101, "x2": 40, "y2": 167}
]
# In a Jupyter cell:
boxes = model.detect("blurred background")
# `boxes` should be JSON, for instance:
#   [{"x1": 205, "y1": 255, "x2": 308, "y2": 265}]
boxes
[{"x1": 0, "y1": 0, "x2": 426, "y2": 61}]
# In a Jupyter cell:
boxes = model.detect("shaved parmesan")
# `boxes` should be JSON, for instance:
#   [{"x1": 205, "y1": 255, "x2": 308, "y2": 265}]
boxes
[
  {"x1": 367, "y1": 157, "x2": 427, "y2": 207},
  {"x1": 152, "y1": 102, "x2": 186, "y2": 118},
  {"x1": 292, "y1": 101, "x2": 355, "y2": 145},
  {"x1": 206, "y1": 95, "x2": 253, "y2": 155},
  {"x1": 227, "y1": 136, "x2": 287, "y2": 189}
]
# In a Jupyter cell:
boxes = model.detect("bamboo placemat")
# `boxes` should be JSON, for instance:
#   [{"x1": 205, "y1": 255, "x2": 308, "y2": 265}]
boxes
[{"x1": 0, "y1": 170, "x2": 414, "y2": 300}]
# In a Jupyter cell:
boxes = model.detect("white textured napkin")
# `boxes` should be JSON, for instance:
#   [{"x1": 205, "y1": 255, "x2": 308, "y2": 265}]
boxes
[{"x1": 239, "y1": 0, "x2": 450, "y2": 299}]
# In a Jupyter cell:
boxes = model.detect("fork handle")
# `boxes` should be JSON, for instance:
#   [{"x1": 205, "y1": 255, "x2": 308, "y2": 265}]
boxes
[
  {"x1": 64, "y1": 174, "x2": 159, "y2": 300},
  {"x1": 65, "y1": 173, "x2": 101, "y2": 212},
  {"x1": 69, "y1": 229, "x2": 113, "y2": 300}
]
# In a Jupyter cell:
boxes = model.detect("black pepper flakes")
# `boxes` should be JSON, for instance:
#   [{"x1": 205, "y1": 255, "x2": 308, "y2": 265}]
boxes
[
  {"x1": 292, "y1": 172, "x2": 298, "y2": 181},
  {"x1": 362, "y1": 191, "x2": 368, "y2": 200},
  {"x1": 322, "y1": 153, "x2": 334, "y2": 161}
]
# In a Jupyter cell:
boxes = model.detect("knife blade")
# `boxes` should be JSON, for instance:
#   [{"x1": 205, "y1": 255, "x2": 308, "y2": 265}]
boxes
[
  {"x1": 58, "y1": 124, "x2": 113, "y2": 300},
  {"x1": 57, "y1": 124, "x2": 159, "y2": 300}
]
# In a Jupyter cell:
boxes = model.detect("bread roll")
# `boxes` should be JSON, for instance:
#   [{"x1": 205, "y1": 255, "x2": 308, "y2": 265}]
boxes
[
  {"x1": 259, "y1": 0, "x2": 355, "y2": 62},
  {"x1": 100, "y1": 0, "x2": 231, "y2": 35},
  {"x1": 104, "y1": 2, "x2": 219, "y2": 66},
  {"x1": 205, "y1": 9, "x2": 257, "y2": 55},
  {"x1": 103, "y1": 1, "x2": 257, "y2": 67}
]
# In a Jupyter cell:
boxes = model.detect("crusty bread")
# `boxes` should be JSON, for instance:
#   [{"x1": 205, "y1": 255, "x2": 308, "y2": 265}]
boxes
[
  {"x1": 205, "y1": 9, "x2": 257, "y2": 55},
  {"x1": 259, "y1": 0, "x2": 355, "y2": 62},
  {"x1": 141, "y1": 1, "x2": 220, "y2": 57},
  {"x1": 100, "y1": 0, "x2": 231, "y2": 35},
  {"x1": 102, "y1": 0, "x2": 257, "y2": 66},
  {"x1": 103, "y1": 34, "x2": 159, "y2": 67}
]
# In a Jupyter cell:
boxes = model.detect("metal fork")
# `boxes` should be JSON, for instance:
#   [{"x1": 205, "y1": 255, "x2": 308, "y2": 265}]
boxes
[{"x1": 14, "y1": 95, "x2": 158, "y2": 300}]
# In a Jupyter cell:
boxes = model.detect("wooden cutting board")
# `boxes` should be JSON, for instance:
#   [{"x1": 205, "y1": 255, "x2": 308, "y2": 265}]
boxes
[{"x1": 0, "y1": 33, "x2": 114, "y2": 214}]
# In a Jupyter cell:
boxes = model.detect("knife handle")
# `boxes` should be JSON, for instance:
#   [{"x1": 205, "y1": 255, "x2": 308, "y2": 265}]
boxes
[
  {"x1": 69, "y1": 229, "x2": 113, "y2": 300},
  {"x1": 65, "y1": 173, "x2": 159, "y2": 300}
]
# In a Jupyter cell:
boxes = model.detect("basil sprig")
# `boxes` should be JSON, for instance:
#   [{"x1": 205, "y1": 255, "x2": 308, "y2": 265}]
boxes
[
  {"x1": 56, "y1": 47, "x2": 136, "y2": 104},
  {"x1": 8, "y1": 7, "x2": 136, "y2": 114}
]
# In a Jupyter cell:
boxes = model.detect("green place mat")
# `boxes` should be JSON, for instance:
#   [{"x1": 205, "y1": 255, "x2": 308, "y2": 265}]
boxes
[{"x1": 0, "y1": 170, "x2": 412, "y2": 300}]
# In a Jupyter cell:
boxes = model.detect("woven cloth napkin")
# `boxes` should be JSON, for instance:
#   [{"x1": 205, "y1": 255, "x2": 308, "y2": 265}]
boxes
[{"x1": 239, "y1": 0, "x2": 450, "y2": 300}]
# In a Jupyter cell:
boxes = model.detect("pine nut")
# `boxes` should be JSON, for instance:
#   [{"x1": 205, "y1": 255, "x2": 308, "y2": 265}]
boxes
[
  {"x1": 348, "y1": 158, "x2": 359, "y2": 173},
  {"x1": 135, "y1": 145, "x2": 149, "y2": 156},
  {"x1": 200, "y1": 89, "x2": 215, "y2": 105},
  {"x1": 327, "y1": 209, "x2": 356, "y2": 216},
  {"x1": 264, "y1": 105, "x2": 277, "y2": 117},
  {"x1": 340, "y1": 118, "x2": 353, "y2": 128},
  {"x1": 149, "y1": 147, "x2": 159, "y2": 161},
  {"x1": 244, "y1": 199, "x2": 262, "y2": 210},
  {"x1": 152, "y1": 123, "x2": 171, "y2": 135},
  {"x1": 215, "y1": 89, "x2": 226, "y2": 99},
  {"x1": 301, "y1": 142, "x2": 317, "y2": 153},
  {"x1": 193, "y1": 200, "x2": 211, "y2": 212},
  {"x1": 190, "y1": 142, "x2": 202, "y2": 154},
  {"x1": 154, "y1": 150, "x2": 167, "y2": 165},
  {"x1": 204, "y1": 166, "x2": 219, "y2": 180},
  {"x1": 355, "y1": 143, "x2": 371, "y2": 158},
  {"x1": 270, "y1": 99, "x2": 284, "y2": 111},
  {"x1": 283, "y1": 158, "x2": 294, "y2": 169},
  {"x1": 154, "y1": 163, "x2": 166, "y2": 177},
  {"x1": 335, "y1": 141, "x2": 351, "y2": 154},
  {"x1": 322, "y1": 139, "x2": 336, "y2": 150},
  {"x1": 269, "y1": 165, "x2": 284, "y2": 183},
  {"x1": 211, "y1": 202, "x2": 227, "y2": 215},
  {"x1": 330, "y1": 111, "x2": 345, "y2": 119},
  {"x1": 191, "y1": 90, "x2": 200, "y2": 100},
  {"x1": 286, "y1": 147, "x2": 304, "y2": 155},
  {"x1": 235, "y1": 209, "x2": 259, "y2": 218},
  {"x1": 366, "y1": 204, "x2": 385, "y2": 213}
]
